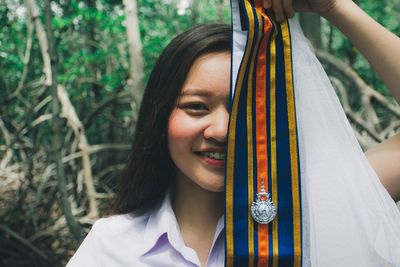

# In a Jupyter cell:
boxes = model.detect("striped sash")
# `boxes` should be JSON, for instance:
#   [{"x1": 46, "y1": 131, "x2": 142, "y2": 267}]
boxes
[{"x1": 225, "y1": 0, "x2": 302, "y2": 266}]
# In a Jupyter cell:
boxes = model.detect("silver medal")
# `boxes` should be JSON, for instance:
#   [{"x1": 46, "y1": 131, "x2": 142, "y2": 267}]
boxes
[{"x1": 250, "y1": 180, "x2": 276, "y2": 224}]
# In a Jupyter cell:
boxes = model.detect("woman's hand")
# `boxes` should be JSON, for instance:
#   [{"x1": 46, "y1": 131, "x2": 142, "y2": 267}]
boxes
[{"x1": 262, "y1": 0, "x2": 342, "y2": 22}]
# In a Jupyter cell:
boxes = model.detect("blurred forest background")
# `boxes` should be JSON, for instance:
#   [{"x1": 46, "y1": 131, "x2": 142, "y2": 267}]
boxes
[{"x1": 0, "y1": 0, "x2": 399, "y2": 266}]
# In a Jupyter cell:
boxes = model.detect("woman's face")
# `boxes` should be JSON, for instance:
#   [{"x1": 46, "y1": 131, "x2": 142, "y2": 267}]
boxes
[{"x1": 168, "y1": 52, "x2": 230, "y2": 193}]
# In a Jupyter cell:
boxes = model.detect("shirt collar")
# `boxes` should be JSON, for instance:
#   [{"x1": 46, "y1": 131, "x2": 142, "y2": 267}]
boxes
[
  {"x1": 140, "y1": 192, "x2": 183, "y2": 256},
  {"x1": 139, "y1": 193, "x2": 225, "y2": 262}
]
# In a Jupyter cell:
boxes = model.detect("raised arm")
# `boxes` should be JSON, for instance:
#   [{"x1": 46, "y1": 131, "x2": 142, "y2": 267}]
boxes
[
  {"x1": 321, "y1": 1, "x2": 400, "y2": 103},
  {"x1": 320, "y1": 1, "x2": 400, "y2": 202}
]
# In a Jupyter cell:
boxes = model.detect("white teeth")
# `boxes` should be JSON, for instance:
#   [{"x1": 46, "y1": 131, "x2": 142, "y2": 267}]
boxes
[{"x1": 201, "y1": 152, "x2": 226, "y2": 160}]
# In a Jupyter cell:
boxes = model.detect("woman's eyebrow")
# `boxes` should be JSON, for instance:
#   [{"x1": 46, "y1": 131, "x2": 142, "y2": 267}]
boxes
[{"x1": 180, "y1": 88, "x2": 212, "y2": 97}]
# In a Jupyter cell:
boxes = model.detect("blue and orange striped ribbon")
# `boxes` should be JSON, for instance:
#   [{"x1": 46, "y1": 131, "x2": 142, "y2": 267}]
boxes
[{"x1": 225, "y1": 0, "x2": 302, "y2": 266}]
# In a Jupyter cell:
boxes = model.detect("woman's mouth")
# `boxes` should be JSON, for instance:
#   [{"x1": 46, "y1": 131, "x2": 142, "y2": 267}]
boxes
[
  {"x1": 199, "y1": 151, "x2": 226, "y2": 160},
  {"x1": 196, "y1": 151, "x2": 226, "y2": 167}
]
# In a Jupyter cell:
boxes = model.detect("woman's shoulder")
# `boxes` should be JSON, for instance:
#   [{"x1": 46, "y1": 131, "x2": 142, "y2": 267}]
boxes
[
  {"x1": 67, "y1": 213, "x2": 150, "y2": 266},
  {"x1": 89, "y1": 212, "x2": 149, "y2": 240}
]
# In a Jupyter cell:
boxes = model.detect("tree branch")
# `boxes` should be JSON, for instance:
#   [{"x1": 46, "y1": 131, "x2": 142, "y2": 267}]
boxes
[
  {"x1": 0, "y1": 224, "x2": 52, "y2": 264},
  {"x1": 25, "y1": 0, "x2": 52, "y2": 86},
  {"x1": 3, "y1": 22, "x2": 34, "y2": 105},
  {"x1": 316, "y1": 49, "x2": 400, "y2": 119},
  {"x1": 58, "y1": 85, "x2": 99, "y2": 219},
  {"x1": 83, "y1": 87, "x2": 131, "y2": 129}
]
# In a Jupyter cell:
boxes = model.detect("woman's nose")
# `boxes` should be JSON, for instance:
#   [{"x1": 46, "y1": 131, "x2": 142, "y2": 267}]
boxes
[{"x1": 203, "y1": 108, "x2": 229, "y2": 143}]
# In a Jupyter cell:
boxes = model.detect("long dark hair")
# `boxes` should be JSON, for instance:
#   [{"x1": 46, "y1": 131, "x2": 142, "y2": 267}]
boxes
[{"x1": 110, "y1": 24, "x2": 231, "y2": 215}]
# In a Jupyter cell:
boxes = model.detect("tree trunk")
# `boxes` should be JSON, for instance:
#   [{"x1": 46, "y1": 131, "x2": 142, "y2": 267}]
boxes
[
  {"x1": 42, "y1": 0, "x2": 83, "y2": 242},
  {"x1": 123, "y1": 0, "x2": 145, "y2": 121},
  {"x1": 87, "y1": 0, "x2": 101, "y2": 102}
]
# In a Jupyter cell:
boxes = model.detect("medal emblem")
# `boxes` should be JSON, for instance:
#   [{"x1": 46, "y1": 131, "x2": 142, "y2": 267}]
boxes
[{"x1": 250, "y1": 180, "x2": 276, "y2": 224}]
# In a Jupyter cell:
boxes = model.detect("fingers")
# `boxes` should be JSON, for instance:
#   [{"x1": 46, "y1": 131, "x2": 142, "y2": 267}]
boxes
[
  {"x1": 263, "y1": 0, "x2": 272, "y2": 9},
  {"x1": 272, "y1": 0, "x2": 284, "y2": 22},
  {"x1": 263, "y1": 0, "x2": 296, "y2": 22},
  {"x1": 282, "y1": 0, "x2": 295, "y2": 18}
]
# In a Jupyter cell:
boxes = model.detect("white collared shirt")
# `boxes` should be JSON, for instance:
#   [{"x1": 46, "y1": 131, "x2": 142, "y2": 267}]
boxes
[{"x1": 67, "y1": 195, "x2": 225, "y2": 267}]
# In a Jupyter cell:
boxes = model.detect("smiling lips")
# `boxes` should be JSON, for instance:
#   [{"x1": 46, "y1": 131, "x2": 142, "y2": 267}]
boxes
[{"x1": 195, "y1": 150, "x2": 227, "y2": 167}]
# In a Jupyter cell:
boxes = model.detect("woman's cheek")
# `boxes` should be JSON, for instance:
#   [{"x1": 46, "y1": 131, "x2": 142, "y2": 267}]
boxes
[
  {"x1": 168, "y1": 111, "x2": 204, "y2": 138},
  {"x1": 168, "y1": 111, "x2": 205, "y2": 143}
]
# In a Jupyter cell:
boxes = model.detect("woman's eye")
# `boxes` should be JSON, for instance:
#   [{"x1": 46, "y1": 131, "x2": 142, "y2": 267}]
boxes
[
  {"x1": 185, "y1": 103, "x2": 207, "y2": 110},
  {"x1": 179, "y1": 102, "x2": 208, "y2": 114}
]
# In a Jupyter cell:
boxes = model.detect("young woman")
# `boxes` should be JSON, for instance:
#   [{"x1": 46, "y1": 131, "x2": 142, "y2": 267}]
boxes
[
  {"x1": 67, "y1": 0, "x2": 400, "y2": 266},
  {"x1": 68, "y1": 24, "x2": 231, "y2": 267}
]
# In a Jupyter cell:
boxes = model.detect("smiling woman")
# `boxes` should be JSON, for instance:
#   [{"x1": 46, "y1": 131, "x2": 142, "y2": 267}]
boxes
[
  {"x1": 67, "y1": 24, "x2": 231, "y2": 267},
  {"x1": 167, "y1": 53, "x2": 230, "y2": 264}
]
